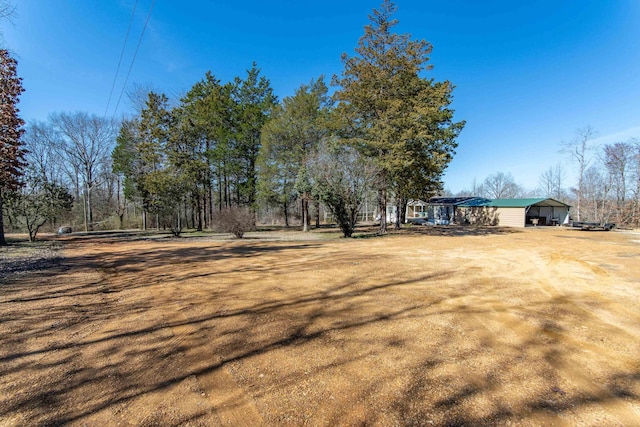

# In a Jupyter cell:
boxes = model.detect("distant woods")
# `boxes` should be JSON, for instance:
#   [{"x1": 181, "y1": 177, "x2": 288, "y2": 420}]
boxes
[{"x1": 454, "y1": 127, "x2": 640, "y2": 228}]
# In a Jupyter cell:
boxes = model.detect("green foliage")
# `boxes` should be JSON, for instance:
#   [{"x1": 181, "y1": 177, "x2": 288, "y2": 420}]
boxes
[
  {"x1": 233, "y1": 63, "x2": 277, "y2": 206},
  {"x1": 172, "y1": 72, "x2": 235, "y2": 227},
  {"x1": 106, "y1": 3, "x2": 464, "y2": 235},
  {"x1": 113, "y1": 93, "x2": 172, "y2": 229},
  {"x1": 144, "y1": 168, "x2": 187, "y2": 236},
  {"x1": 112, "y1": 118, "x2": 142, "y2": 202},
  {"x1": 258, "y1": 77, "x2": 329, "y2": 226},
  {"x1": 333, "y1": 0, "x2": 464, "y2": 232},
  {"x1": 138, "y1": 92, "x2": 171, "y2": 171}
]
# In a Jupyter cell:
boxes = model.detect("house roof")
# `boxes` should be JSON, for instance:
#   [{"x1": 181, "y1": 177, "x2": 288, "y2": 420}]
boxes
[
  {"x1": 427, "y1": 196, "x2": 486, "y2": 205},
  {"x1": 457, "y1": 198, "x2": 571, "y2": 208}
]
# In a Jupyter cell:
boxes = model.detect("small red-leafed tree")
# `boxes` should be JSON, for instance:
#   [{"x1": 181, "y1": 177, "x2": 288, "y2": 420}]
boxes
[{"x1": 0, "y1": 49, "x2": 27, "y2": 246}]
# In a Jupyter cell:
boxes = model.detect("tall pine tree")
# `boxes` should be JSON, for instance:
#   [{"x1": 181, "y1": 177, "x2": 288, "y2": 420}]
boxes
[
  {"x1": 258, "y1": 77, "x2": 330, "y2": 229},
  {"x1": 333, "y1": 1, "x2": 464, "y2": 233},
  {"x1": 232, "y1": 63, "x2": 277, "y2": 208}
]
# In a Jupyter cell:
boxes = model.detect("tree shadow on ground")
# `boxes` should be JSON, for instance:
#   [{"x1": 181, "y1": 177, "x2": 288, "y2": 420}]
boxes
[
  {"x1": 353, "y1": 224, "x2": 522, "y2": 239},
  {"x1": 0, "y1": 235, "x2": 638, "y2": 426}
]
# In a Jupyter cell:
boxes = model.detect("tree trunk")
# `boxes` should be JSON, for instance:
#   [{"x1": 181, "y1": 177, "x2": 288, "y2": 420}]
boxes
[
  {"x1": 217, "y1": 166, "x2": 223, "y2": 211},
  {"x1": 208, "y1": 179, "x2": 214, "y2": 228},
  {"x1": 378, "y1": 187, "x2": 387, "y2": 234},
  {"x1": 196, "y1": 195, "x2": 203, "y2": 231},
  {"x1": 302, "y1": 199, "x2": 309, "y2": 232},
  {"x1": 394, "y1": 196, "x2": 403, "y2": 230},
  {"x1": 0, "y1": 188, "x2": 6, "y2": 246},
  {"x1": 117, "y1": 176, "x2": 124, "y2": 230},
  {"x1": 284, "y1": 201, "x2": 289, "y2": 227},
  {"x1": 82, "y1": 191, "x2": 88, "y2": 232},
  {"x1": 224, "y1": 173, "x2": 229, "y2": 208},
  {"x1": 315, "y1": 200, "x2": 320, "y2": 227},
  {"x1": 183, "y1": 200, "x2": 189, "y2": 230},
  {"x1": 87, "y1": 183, "x2": 93, "y2": 231}
]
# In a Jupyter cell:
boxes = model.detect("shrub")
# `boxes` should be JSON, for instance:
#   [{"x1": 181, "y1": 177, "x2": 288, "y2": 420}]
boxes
[{"x1": 213, "y1": 206, "x2": 255, "y2": 238}]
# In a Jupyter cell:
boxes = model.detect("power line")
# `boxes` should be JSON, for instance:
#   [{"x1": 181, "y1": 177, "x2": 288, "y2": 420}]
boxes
[
  {"x1": 112, "y1": 0, "x2": 156, "y2": 119},
  {"x1": 104, "y1": 0, "x2": 139, "y2": 118}
]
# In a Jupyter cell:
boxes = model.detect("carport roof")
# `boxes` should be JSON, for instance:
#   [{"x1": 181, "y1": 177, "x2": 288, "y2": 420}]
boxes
[
  {"x1": 427, "y1": 196, "x2": 484, "y2": 205},
  {"x1": 457, "y1": 198, "x2": 571, "y2": 208}
]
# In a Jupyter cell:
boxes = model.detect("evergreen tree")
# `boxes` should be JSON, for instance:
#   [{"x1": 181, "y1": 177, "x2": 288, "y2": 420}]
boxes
[
  {"x1": 258, "y1": 77, "x2": 330, "y2": 229},
  {"x1": 112, "y1": 118, "x2": 141, "y2": 228},
  {"x1": 137, "y1": 92, "x2": 171, "y2": 229},
  {"x1": 176, "y1": 72, "x2": 235, "y2": 226},
  {"x1": 0, "y1": 49, "x2": 26, "y2": 245},
  {"x1": 232, "y1": 63, "x2": 277, "y2": 207},
  {"x1": 333, "y1": 1, "x2": 464, "y2": 233}
]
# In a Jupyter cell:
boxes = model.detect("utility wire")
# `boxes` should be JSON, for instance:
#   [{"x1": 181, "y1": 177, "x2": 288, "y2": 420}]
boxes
[
  {"x1": 112, "y1": 0, "x2": 156, "y2": 119},
  {"x1": 104, "y1": 0, "x2": 139, "y2": 118}
]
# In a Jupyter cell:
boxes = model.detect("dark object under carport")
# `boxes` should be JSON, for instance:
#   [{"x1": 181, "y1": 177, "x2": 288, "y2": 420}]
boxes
[{"x1": 572, "y1": 222, "x2": 616, "y2": 231}]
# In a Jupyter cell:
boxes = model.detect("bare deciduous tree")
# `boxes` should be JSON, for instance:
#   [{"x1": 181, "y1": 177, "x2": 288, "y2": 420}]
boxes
[
  {"x1": 632, "y1": 138, "x2": 640, "y2": 227},
  {"x1": 538, "y1": 163, "x2": 565, "y2": 200},
  {"x1": 0, "y1": 1, "x2": 15, "y2": 25},
  {"x1": 482, "y1": 172, "x2": 521, "y2": 199},
  {"x1": 581, "y1": 165, "x2": 612, "y2": 223},
  {"x1": 125, "y1": 82, "x2": 157, "y2": 114},
  {"x1": 601, "y1": 138, "x2": 640, "y2": 226},
  {"x1": 308, "y1": 140, "x2": 377, "y2": 237},
  {"x1": 0, "y1": 0, "x2": 14, "y2": 20},
  {"x1": 22, "y1": 121, "x2": 65, "y2": 184},
  {"x1": 563, "y1": 126, "x2": 597, "y2": 221},
  {"x1": 213, "y1": 206, "x2": 255, "y2": 238},
  {"x1": 50, "y1": 112, "x2": 117, "y2": 231}
]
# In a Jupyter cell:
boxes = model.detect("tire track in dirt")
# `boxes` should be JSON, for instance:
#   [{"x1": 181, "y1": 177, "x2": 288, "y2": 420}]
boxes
[
  {"x1": 5, "y1": 229, "x2": 639, "y2": 426},
  {"x1": 527, "y1": 252, "x2": 640, "y2": 425},
  {"x1": 29, "y1": 245, "x2": 226, "y2": 426},
  {"x1": 433, "y1": 242, "x2": 640, "y2": 425},
  {"x1": 92, "y1": 263, "x2": 265, "y2": 427}
]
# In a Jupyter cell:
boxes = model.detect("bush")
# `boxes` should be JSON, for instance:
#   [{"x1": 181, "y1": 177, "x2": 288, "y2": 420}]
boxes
[{"x1": 213, "y1": 206, "x2": 255, "y2": 238}]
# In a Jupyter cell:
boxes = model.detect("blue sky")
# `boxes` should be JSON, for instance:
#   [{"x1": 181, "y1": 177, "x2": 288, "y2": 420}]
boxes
[{"x1": 3, "y1": 1, "x2": 640, "y2": 193}]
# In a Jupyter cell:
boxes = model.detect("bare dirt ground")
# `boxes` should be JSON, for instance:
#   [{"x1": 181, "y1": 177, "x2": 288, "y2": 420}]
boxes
[{"x1": 1, "y1": 226, "x2": 639, "y2": 426}]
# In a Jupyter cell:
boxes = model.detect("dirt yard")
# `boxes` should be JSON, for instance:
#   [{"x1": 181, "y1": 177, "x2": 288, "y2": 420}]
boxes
[{"x1": 1, "y1": 226, "x2": 639, "y2": 426}]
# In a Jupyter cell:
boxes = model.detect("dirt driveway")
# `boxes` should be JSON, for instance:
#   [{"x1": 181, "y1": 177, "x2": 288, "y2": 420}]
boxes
[{"x1": 1, "y1": 227, "x2": 639, "y2": 426}]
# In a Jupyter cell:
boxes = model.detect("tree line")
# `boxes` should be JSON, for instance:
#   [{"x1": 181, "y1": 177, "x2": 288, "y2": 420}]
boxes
[
  {"x1": 2, "y1": 1, "x2": 465, "y2": 241},
  {"x1": 4, "y1": 1, "x2": 640, "y2": 244},
  {"x1": 4, "y1": 2, "x2": 640, "y2": 244},
  {"x1": 453, "y1": 126, "x2": 640, "y2": 228}
]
